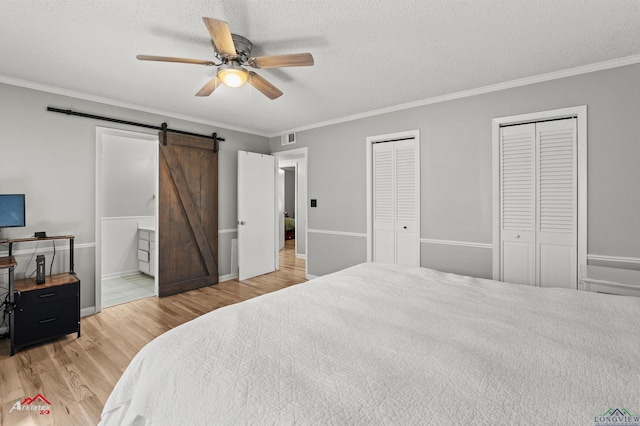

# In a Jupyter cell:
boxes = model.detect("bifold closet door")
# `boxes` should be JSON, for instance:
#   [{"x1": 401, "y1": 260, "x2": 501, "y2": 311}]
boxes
[
  {"x1": 373, "y1": 139, "x2": 419, "y2": 267},
  {"x1": 536, "y1": 119, "x2": 577, "y2": 288},
  {"x1": 500, "y1": 123, "x2": 536, "y2": 286},
  {"x1": 500, "y1": 118, "x2": 577, "y2": 288}
]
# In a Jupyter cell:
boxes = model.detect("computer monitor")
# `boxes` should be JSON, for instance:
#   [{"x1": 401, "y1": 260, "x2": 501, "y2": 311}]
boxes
[{"x1": 0, "y1": 194, "x2": 26, "y2": 228}]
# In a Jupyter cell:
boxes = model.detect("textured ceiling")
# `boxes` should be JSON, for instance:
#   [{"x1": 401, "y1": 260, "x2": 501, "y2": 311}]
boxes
[{"x1": 1, "y1": 0, "x2": 639, "y2": 136}]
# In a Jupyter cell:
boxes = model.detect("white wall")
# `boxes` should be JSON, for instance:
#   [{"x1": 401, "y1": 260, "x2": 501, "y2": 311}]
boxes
[
  {"x1": 99, "y1": 131, "x2": 157, "y2": 278},
  {"x1": 101, "y1": 216, "x2": 153, "y2": 278},
  {"x1": 101, "y1": 132, "x2": 156, "y2": 217},
  {"x1": 270, "y1": 62, "x2": 640, "y2": 277}
]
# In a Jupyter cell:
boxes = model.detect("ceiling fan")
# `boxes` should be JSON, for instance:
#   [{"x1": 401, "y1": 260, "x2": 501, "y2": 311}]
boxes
[{"x1": 137, "y1": 17, "x2": 314, "y2": 100}]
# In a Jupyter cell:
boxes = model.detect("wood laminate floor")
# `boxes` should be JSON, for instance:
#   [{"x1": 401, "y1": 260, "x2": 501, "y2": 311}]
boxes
[{"x1": 0, "y1": 240, "x2": 305, "y2": 425}]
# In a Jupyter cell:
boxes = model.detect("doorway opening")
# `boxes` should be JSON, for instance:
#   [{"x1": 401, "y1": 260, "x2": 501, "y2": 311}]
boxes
[
  {"x1": 95, "y1": 127, "x2": 159, "y2": 311},
  {"x1": 274, "y1": 148, "x2": 308, "y2": 278}
]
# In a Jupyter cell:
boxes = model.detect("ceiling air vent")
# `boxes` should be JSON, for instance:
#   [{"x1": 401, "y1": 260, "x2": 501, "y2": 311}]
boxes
[{"x1": 281, "y1": 132, "x2": 296, "y2": 146}]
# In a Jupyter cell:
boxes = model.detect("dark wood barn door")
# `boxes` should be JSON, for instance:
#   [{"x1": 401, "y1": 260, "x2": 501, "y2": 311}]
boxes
[{"x1": 158, "y1": 132, "x2": 218, "y2": 296}]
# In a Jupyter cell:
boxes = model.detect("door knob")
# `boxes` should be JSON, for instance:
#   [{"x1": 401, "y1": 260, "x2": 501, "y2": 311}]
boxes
[
  {"x1": 515, "y1": 234, "x2": 520, "y2": 238},
  {"x1": 239, "y1": 221, "x2": 246, "y2": 225}
]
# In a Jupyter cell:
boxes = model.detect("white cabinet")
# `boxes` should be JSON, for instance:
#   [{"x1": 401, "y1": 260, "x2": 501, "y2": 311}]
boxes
[{"x1": 138, "y1": 228, "x2": 156, "y2": 277}]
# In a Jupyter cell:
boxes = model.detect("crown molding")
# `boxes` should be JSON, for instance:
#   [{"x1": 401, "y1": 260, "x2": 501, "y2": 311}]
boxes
[
  {"x1": 3, "y1": 53, "x2": 639, "y2": 139},
  {"x1": 0, "y1": 75, "x2": 271, "y2": 137},
  {"x1": 271, "y1": 54, "x2": 640, "y2": 137}
]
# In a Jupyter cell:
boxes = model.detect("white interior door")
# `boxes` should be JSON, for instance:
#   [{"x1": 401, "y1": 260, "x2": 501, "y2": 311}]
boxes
[{"x1": 238, "y1": 151, "x2": 276, "y2": 280}]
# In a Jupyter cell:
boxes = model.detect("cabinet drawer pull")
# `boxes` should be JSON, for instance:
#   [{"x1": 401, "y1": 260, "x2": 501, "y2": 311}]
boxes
[
  {"x1": 39, "y1": 317, "x2": 57, "y2": 324},
  {"x1": 39, "y1": 292, "x2": 57, "y2": 298}
]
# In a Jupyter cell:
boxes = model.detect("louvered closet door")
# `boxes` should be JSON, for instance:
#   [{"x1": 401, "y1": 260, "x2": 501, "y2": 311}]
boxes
[
  {"x1": 394, "y1": 139, "x2": 419, "y2": 266},
  {"x1": 373, "y1": 142, "x2": 395, "y2": 264},
  {"x1": 500, "y1": 119, "x2": 577, "y2": 288},
  {"x1": 536, "y1": 119, "x2": 577, "y2": 288},
  {"x1": 373, "y1": 139, "x2": 419, "y2": 266},
  {"x1": 500, "y1": 123, "x2": 536, "y2": 285}
]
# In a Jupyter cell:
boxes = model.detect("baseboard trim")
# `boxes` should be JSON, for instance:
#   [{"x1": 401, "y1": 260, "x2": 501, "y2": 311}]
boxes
[
  {"x1": 219, "y1": 273, "x2": 238, "y2": 282},
  {"x1": 306, "y1": 274, "x2": 319, "y2": 280},
  {"x1": 81, "y1": 306, "x2": 96, "y2": 317},
  {"x1": 102, "y1": 270, "x2": 141, "y2": 280}
]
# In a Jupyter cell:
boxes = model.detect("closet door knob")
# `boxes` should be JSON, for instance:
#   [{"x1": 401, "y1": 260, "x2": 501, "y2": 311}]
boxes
[
  {"x1": 239, "y1": 221, "x2": 246, "y2": 225},
  {"x1": 515, "y1": 234, "x2": 520, "y2": 238}
]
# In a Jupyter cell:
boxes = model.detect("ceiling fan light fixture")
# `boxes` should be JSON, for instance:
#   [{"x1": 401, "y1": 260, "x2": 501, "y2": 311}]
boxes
[
  {"x1": 137, "y1": 18, "x2": 314, "y2": 99},
  {"x1": 217, "y1": 64, "x2": 249, "y2": 88}
]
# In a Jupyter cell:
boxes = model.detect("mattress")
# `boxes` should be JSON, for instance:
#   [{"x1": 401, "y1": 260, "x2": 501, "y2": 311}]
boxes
[{"x1": 100, "y1": 262, "x2": 640, "y2": 425}]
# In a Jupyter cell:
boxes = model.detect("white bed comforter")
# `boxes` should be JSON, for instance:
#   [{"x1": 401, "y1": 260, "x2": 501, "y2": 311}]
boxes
[{"x1": 101, "y1": 263, "x2": 640, "y2": 425}]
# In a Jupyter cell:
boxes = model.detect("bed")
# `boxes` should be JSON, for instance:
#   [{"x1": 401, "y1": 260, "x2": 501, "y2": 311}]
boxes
[
  {"x1": 100, "y1": 262, "x2": 640, "y2": 425},
  {"x1": 284, "y1": 216, "x2": 295, "y2": 240}
]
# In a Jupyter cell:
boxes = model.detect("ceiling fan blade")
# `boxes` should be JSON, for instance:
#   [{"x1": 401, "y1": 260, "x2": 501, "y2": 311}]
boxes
[
  {"x1": 249, "y1": 71, "x2": 283, "y2": 100},
  {"x1": 248, "y1": 53, "x2": 314, "y2": 69},
  {"x1": 202, "y1": 17, "x2": 237, "y2": 58},
  {"x1": 137, "y1": 54, "x2": 215, "y2": 66},
  {"x1": 195, "y1": 76, "x2": 222, "y2": 96}
]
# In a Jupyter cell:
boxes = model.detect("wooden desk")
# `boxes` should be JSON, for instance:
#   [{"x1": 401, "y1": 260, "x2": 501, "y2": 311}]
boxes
[{"x1": 3, "y1": 236, "x2": 79, "y2": 355}]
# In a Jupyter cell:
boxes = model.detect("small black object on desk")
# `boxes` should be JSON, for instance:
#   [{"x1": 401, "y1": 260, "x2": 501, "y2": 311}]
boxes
[{"x1": 36, "y1": 255, "x2": 46, "y2": 284}]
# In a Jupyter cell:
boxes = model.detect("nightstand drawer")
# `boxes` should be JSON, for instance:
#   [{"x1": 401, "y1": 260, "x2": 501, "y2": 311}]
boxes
[
  {"x1": 14, "y1": 297, "x2": 79, "y2": 346},
  {"x1": 17, "y1": 282, "x2": 78, "y2": 307}
]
